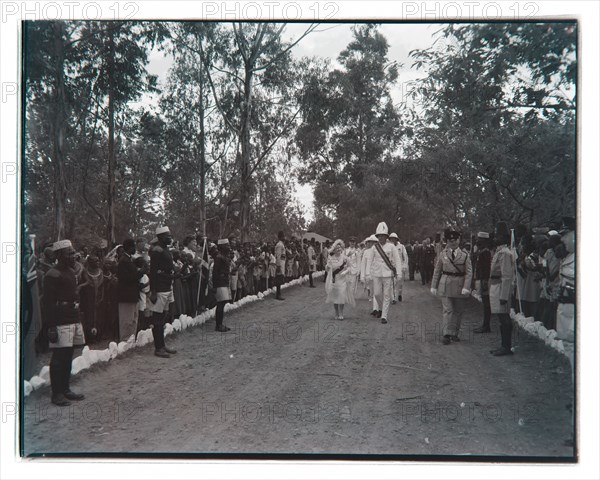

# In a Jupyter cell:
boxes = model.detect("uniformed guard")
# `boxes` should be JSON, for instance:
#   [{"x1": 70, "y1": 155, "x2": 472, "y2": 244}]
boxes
[
  {"x1": 213, "y1": 239, "x2": 232, "y2": 332},
  {"x1": 148, "y1": 226, "x2": 178, "y2": 358},
  {"x1": 488, "y1": 222, "x2": 516, "y2": 356},
  {"x1": 473, "y1": 231, "x2": 493, "y2": 333},
  {"x1": 555, "y1": 216, "x2": 575, "y2": 378},
  {"x1": 42, "y1": 240, "x2": 86, "y2": 406},
  {"x1": 274, "y1": 231, "x2": 286, "y2": 300},
  {"x1": 366, "y1": 222, "x2": 402, "y2": 324},
  {"x1": 431, "y1": 228, "x2": 473, "y2": 344}
]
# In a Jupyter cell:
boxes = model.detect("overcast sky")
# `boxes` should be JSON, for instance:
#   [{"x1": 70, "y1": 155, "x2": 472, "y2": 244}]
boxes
[{"x1": 141, "y1": 22, "x2": 438, "y2": 223}]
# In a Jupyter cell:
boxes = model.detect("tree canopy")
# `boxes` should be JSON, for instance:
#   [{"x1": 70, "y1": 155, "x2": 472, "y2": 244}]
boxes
[{"x1": 22, "y1": 21, "x2": 577, "y2": 248}]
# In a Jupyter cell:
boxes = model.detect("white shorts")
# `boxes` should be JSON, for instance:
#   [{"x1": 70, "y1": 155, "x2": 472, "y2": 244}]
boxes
[
  {"x1": 49, "y1": 323, "x2": 86, "y2": 349},
  {"x1": 148, "y1": 290, "x2": 174, "y2": 313},
  {"x1": 215, "y1": 286, "x2": 231, "y2": 302}
]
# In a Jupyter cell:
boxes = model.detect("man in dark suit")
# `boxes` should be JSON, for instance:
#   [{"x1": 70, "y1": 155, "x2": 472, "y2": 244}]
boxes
[
  {"x1": 420, "y1": 237, "x2": 436, "y2": 286},
  {"x1": 405, "y1": 241, "x2": 415, "y2": 281}
]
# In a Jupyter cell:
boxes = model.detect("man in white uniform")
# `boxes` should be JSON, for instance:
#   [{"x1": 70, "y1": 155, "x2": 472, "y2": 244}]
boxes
[
  {"x1": 389, "y1": 233, "x2": 408, "y2": 303},
  {"x1": 366, "y1": 222, "x2": 402, "y2": 324}
]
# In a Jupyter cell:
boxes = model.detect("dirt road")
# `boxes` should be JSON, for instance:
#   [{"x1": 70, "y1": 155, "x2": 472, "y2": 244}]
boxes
[{"x1": 22, "y1": 277, "x2": 575, "y2": 458}]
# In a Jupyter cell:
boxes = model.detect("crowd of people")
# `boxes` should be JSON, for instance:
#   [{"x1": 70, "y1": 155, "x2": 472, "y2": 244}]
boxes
[
  {"x1": 21, "y1": 228, "x2": 340, "y2": 394},
  {"x1": 315, "y1": 217, "x2": 575, "y2": 370},
  {"x1": 21, "y1": 215, "x2": 576, "y2": 407}
]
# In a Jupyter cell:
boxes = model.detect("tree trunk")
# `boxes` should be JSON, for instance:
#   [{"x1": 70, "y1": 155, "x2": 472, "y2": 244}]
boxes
[
  {"x1": 198, "y1": 54, "x2": 207, "y2": 238},
  {"x1": 239, "y1": 63, "x2": 253, "y2": 243},
  {"x1": 106, "y1": 26, "x2": 117, "y2": 247},
  {"x1": 52, "y1": 22, "x2": 67, "y2": 241}
]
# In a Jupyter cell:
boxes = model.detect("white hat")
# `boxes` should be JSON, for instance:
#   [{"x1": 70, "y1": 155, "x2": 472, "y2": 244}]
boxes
[
  {"x1": 389, "y1": 232, "x2": 399, "y2": 240},
  {"x1": 329, "y1": 239, "x2": 344, "y2": 252},
  {"x1": 217, "y1": 238, "x2": 229, "y2": 245},
  {"x1": 52, "y1": 239, "x2": 72, "y2": 251},
  {"x1": 156, "y1": 226, "x2": 170, "y2": 235},
  {"x1": 548, "y1": 230, "x2": 559, "y2": 236},
  {"x1": 477, "y1": 231, "x2": 490, "y2": 239},
  {"x1": 375, "y1": 222, "x2": 389, "y2": 236},
  {"x1": 368, "y1": 235, "x2": 378, "y2": 242}
]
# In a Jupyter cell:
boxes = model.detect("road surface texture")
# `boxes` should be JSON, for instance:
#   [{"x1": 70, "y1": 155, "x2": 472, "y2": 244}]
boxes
[{"x1": 23, "y1": 277, "x2": 575, "y2": 458}]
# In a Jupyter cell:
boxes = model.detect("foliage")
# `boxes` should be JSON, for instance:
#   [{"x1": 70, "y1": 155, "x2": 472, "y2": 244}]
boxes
[{"x1": 22, "y1": 21, "x2": 577, "y2": 251}]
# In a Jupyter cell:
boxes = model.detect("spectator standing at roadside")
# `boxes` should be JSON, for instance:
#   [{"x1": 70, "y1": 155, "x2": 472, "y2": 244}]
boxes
[
  {"x1": 213, "y1": 239, "x2": 232, "y2": 332},
  {"x1": 307, "y1": 238, "x2": 318, "y2": 288},
  {"x1": 274, "y1": 231, "x2": 286, "y2": 300},
  {"x1": 117, "y1": 238, "x2": 141, "y2": 342}
]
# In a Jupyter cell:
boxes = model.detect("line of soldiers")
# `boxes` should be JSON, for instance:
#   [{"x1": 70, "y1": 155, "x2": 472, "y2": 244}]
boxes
[{"x1": 430, "y1": 218, "x2": 576, "y2": 363}]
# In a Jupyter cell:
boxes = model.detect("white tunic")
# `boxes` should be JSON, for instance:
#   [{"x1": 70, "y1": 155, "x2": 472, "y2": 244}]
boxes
[{"x1": 366, "y1": 242, "x2": 402, "y2": 279}]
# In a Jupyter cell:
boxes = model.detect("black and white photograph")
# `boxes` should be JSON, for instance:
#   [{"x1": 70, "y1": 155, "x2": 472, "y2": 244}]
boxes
[{"x1": 1, "y1": 0, "x2": 599, "y2": 478}]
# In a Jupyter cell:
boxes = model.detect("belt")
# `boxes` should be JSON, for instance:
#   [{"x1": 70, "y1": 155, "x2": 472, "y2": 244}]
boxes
[
  {"x1": 56, "y1": 301, "x2": 79, "y2": 308},
  {"x1": 442, "y1": 271, "x2": 464, "y2": 277},
  {"x1": 490, "y1": 275, "x2": 501, "y2": 280}
]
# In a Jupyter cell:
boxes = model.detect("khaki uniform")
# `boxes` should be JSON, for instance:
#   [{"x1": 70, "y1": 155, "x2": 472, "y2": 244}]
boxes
[
  {"x1": 489, "y1": 245, "x2": 515, "y2": 314},
  {"x1": 432, "y1": 247, "x2": 473, "y2": 336},
  {"x1": 556, "y1": 250, "x2": 575, "y2": 378}
]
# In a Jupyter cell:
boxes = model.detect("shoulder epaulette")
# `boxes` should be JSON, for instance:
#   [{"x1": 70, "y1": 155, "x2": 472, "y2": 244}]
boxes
[{"x1": 151, "y1": 245, "x2": 164, "y2": 253}]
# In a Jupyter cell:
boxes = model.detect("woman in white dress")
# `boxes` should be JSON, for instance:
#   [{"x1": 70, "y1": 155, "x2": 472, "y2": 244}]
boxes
[{"x1": 325, "y1": 239, "x2": 351, "y2": 320}]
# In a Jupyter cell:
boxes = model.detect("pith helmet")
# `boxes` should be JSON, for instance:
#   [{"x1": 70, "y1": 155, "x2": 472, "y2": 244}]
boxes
[{"x1": 375, "y1": 222, "x2": 389, "y2": 237}]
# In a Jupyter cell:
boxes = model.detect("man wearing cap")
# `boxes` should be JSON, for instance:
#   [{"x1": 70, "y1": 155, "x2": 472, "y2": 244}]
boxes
[
  {"x1": 148, "y1": 226, "x2": 178, "y2": 358},
  {"x1": 213, "y1": 239, "x2": 232, "y2": 332},
  {"x1": 307, "y1": 238, "x2": 317, "y2": 287},
  {"x1": 42, "y1": 240, "x2": 86, "y2": 406},
  {"x1": 488, "y1": 222, "x2": 516, "y2": 356},
  {"x1": 473, "y1": 232, "x2": 492, "y2": 333},
  {"x1": 554, "y1": 216, "x2": 575, "y2": 379},
  {"x1": 431, "y1": 229, "x2": 473, "y2": 344},
  {"x1": 366, "y1": 222, "x2": 402, "y2": 324},
  {"x1": 274, "y1": 231, "x2": 286, "y2": 300},
  {"x1": 388, "y1": 233, "x2": 408, "y2": 303}
]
